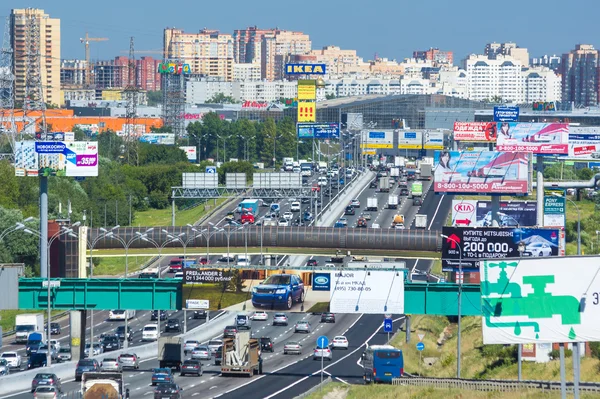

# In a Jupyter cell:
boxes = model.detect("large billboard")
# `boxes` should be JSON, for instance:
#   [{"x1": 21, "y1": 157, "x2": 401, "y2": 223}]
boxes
[
  {"x1": 481, "y1": 256, "x2": 600, "y2": 344},
  {"x1": 297, "y1": 80, "x2": 316, "y2": 100},
  {"x1": 14, "y1": 141, "x2": 99, "y2": 177},
  {"x1": 433, "y1": 151, "x2": 532, "y2": 195},
  {"x1": 179, "y1": 146, "x2": 197, "y2": 162},
  {"x1": 139, "y1": 134, "x2": 175, "y2": 145},
  {"x1": 157, "y1": 63, "x2": 191, "y2": 75},
  {"x1": 568, "y1": 128, "x2": 600, "y2": 158},
  {"x1": 496, "y1": 122, "x2": 569, "y2": 154},
  {"x1": 451, "y1": 200, "x2": 537, "y2": 227},
  {"x1": 297, "y1": 123, "x2": 340, "y2": 139},
  {"x1": 543, "y1": 188, "x2": 566, "y2": 228},
  {"x1": 329, "y1": 270, "x2": 404, "y2": 314},
  {"x1": 397, "y1": 131, "x2": 423, "y2": 149},
  {"x1": 361, "y1": 130, "x2": 393, "y2": 149},
  {"x1": 493, "y1": 106, "x2": 519, "y2": 122},
  {"x1": 424, "y1": 131, "x2": 445, "y2": 149},
  {"x1": 297, "y1": 101, "x2": 316, "y2": 122},
  {"x1": 285, "y1": 64, "x2": 327, "y2": 75},
  {"x1": 453, "y1": 122, "x2": 497, "y2": 142},
  {"x1": 442, "y1": 226, "x2": 560, "y2": 271}
]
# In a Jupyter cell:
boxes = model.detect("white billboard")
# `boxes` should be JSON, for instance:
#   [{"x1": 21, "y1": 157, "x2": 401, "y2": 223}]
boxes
[
  {"x1": 361, "y1": 130, "x2": 393, "y2": 149},
  {"x1": 179, "y1": 146, "x2": 197, "y2": 162},
  {"x1": 424, "y1": 131, "x2": 445, "y2": 149},
  {"x1": 329, "y1": 270, "x2": 404, "y2": 314},
  {"x1": 481, "y1": 257, "x2": 598, "y2": 344}
]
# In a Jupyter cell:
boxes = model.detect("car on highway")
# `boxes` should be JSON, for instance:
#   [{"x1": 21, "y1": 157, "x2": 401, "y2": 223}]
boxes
[
  {"x1": 151, "y1": 310, "x2": 168, "y2": 321},
  {"x1": 260, "y1": 337, "x2": 274, "y2": 353},
  {"x1": 109, "y1": 309, "x2": 132, "y2": 321},
  {"x1": 180, "y1": 359, "x2": 202, "y2": 377},
  {"x1": 219, "y1": 254, "x2": 235, "y2": 263},
  {"x1": 295, "y1": 320, "x2": 311, "y2": 333},
  {"x1": 223, "y1": 325, "x2": 238, "y2": 338},
  {"x1": 191, "y1": 346, "x2": 211, "y2": 361},
  {"x1": 57, "y1": 347, "x2": 71, "y2": 363},
  {"x1": 49, "y1": 322, "x2": 61, "y2": 335},
  {"x1": 283, "y1": 341, "x2": 302, "y2": 355},
  {"x1": 394, "y1": 223, "x2": 405, "y2": 229},
  {"x1": 184, "y1": 340, "x2": 200, "y2": 355},
  {"x1": 37, "y1": 344, "x2": 58, "y2": 361},
  {"x1": 27, "y1": 352, "x2": 47, "y2": 370},
  {"x1": 278, "y1": 218, "x2": 289, "y2": 227},
  {"x1": 115, "y1": 325, "x2": 133, "y2": 342},
  {"x1": 0, "y1": 359, "x2": 9, "y2": 376},
  {"x1": 338, "y1": 217, "x2": 348, "y2": 226},
  {"x1": 331, "y1": 336, "x2": 349, "y2": 349},
  {"x1": 252, "y1": 274, "x2": 305, "y2": 310},
  {"x1": 165, "y1": 319, "x2": 182, "y2": 333},
  {"x1": 324, "y1": 263, "x2": 336, "y2": 268},
  {"x1": 344, "y1": 206, "x2": 355, "y2": 215},
  {"x1": 151, "y1": 368, "x2": 174, "y2": 386},
  {"x1": 400, "y1": 188, "x2": 410, "y2": 196},
  {"x1": 524, "y1": 242, "x2": 553, "y2": 257},
  {"x1": 313, "y1": 346, "x2": 333, "y2": 361},
  {"x1": 100, "y1": 357, "x2": 122, "y2": 372},
  {"x1": 237, "y1": 255, "x2": 250, "y2": 267},
  {"x1": 272, "y1": 313, "x2": 289, "y2": 326},
  {"x1": 362, "y1": 213, "x2": 372, "y2": 220},
  {"x1": 174, "y1": 272, "x2": 184, "y2": 279},
  {"x1": 306, "y1": 259, "x2": 318, "y2": 267},
  {"x1": 168, "y1": 258, "x2": 183, "y2": 273},
  {"x1": 1, "y1": 351, "x2": 22, "y2": 369},
  {"x1": 142, "y1": 324, "x2": 159, "y2": 341},
  {"x1": 350, "y1": 199, "x2": 360, "y2": 208},
  {"x1": 252, "y1": 311, "x2": 268, "y2": 321},
  {"x1": 301, "y1": 197, "x2": 311, "y2": 204},
  {"x1": 215, "y1": 345, "x2": 223, "y2": 366},
  {"x1": 225, "y1": 211, "x2": 235, "y2": 221},
  {"x1": 118, "y1": 353, "x2": 140, "y2": 369},
  {"x1": 153, "y1": 382, "x2": 184, "y2": 399},
  {"x1": 303, "y1": 211, "x2": 313, "y2": 222},
  {"x1": 208, "y1": 339, "x2": 223, "y2": 355},
  {"x1": 283, "y1": 211, "x2": 293, "y2": 221},
  {"x1": 48, "y1": 339, "x2": 61, "y2": 352},
  {"x1": 290, "y1": 201, "x2": 301, "y2": 212},
  {"x1": 26, "y1": 335, "x2": 44, "y2": 356},
  {"x1": 102, "y1": 335, "x2": 121, "y2": 352},
  {"x1": 369, "y1": 180, "x2": 378, "y2": 188},
  {"x1": 74, "y1": 359, "x2": 100, "y2": 381},
  {"x1": 235, "y1": 314, "x2": 252, "y2": 330},
  {"x1": 198, "y1": 257, "x2": 210, "y2": 265},
  {"x1": 84, "y1": 343, "x2": 103, "y2": 357},
  {"x1": 33, "y1": 386, "x2": 61, "y2": 399},
  {"x1": 371, "y1": 223, "x2": 381, "y2": 229},
  {"x1": 413, "y1": 197, "x2": 423, "y2": 206},
  {"x1": 193, "y1": 310, "x2": 207, "y2": 319},
  {"x1": 321, "y1": 313, "x2": 336, "y2": 323}
]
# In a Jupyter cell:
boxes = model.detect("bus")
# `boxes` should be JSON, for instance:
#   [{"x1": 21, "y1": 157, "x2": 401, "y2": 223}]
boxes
[{"x1": 362, "y1": 345, "x2": 404, "y2": 383}]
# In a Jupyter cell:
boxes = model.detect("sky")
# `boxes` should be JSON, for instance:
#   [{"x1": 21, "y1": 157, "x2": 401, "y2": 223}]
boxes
[{"x1": 2, "y1": 0, "x2": 599, "y2": 64}]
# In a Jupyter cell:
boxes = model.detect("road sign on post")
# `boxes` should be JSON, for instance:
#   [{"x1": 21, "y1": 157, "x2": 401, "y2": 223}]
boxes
[
  {"x1": 384, "y1": 318, "x2": 393, "y2": 333},
  {"x1": 416, "y1": 342, "x2": 425, "y2": 351},
  {"x1": 317, "y1": 335, "x2": 328, "y2": 348}
]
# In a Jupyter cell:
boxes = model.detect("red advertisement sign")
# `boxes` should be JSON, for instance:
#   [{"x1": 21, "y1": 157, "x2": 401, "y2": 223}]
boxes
[{"x1": 453, "y1": 122, "x2": 497, "y2": 142}]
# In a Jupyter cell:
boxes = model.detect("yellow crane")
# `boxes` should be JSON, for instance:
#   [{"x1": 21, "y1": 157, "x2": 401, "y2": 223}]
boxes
[{"x1": 80, "y1": 32, "x2": 108, "y2": 86}]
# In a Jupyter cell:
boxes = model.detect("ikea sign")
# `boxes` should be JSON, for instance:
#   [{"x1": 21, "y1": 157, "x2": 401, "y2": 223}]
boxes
[{"x1": 285, "y1": 63, "x2": 327, "y2": 75}]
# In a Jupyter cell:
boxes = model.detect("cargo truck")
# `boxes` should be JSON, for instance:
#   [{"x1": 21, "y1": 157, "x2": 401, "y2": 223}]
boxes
[
  {"x1": 221, "y1": 331, "x2": 262, "y2": 377},
  {"x1": 237, "y1": 199, "x2": 260, "y2": 216},
  {"x1": 387, "y1": 195, "x2": 399, "y2": 209},
  {"x1": 419, "y1": 164, "x2": 432, "y2": 180},
  {"x1": 378, "y1": 177, "x2": 390, "y2": 193},
  {"x1": 366, "y1": 197, "x2": 378, "y2": 211},
  {"x1": 390, "y1": 167, "x2": 400, "y2": 179},
  {"x1": 414, "y1": 214, "x2": 428, "y2": 228},
  {"x1": 15, "y1": 314, "x2": 44, "y2": 344},
  {"x1": 411, "y1": 182, "x2": 423, "y2": 198},
  {"x1": 392, "y1": 214, "x2": 405, "y2": 228},
  {"x1": 158, "y1": 336, "x2": 184, "y2": 370},
  {"x1": 81, "y1": 372, "x2": 129, "y2": 399}
]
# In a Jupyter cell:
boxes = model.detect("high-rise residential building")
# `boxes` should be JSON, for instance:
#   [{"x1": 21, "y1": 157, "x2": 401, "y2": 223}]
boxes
[
  {"x1": 484, "y1": 42, "x2": 529, "y2": 67},
  {"x1": 561, "y1": 44, "x2": 599, "y2": 107},
  {"x1": 11, "y1": 8, "x2": 61, "y2": 106},
  {"x1": 522, "y1": 66, "x2": 562, "y2": 103},
  {"x1": 60, "y1": 60, "x2": 88, "y2": 88},
  {"x1": 465, "y1": 54, "x2": 524, "y2": 103},
  {"x1": 94, "y1": 60, "x2": 126, "y2": 89},
  {"x1": 233, "y1": 63, "x2": 261, "y2": 81},
  {"x1": 136, "y1": 56, "x2": 161, "y2": 91},
  {"x1": 233, "y1": 26, "x2": 277, "y2": 64},
  {"x1": 413, "y1": 48, "x2": 454, "y2": 66},
  {"x1": 164, "y1": 28, "x2": 234, "y2": 81},
  {"x1": 304, "y1": 45, "x2": 367, "y2": 77},
  {"x1": 261, "y1": 30, "x2": 311, "y2": 81},
  {"x1": 532, "y1": 54, "x2": 561, "y2": 72}
]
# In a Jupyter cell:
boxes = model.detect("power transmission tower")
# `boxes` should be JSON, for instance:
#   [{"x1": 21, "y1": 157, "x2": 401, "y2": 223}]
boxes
[
  {"x1": 0, "y1": 16, "x2": 16, "y2": 151},
  {"x1": 23, "y1": 12, "x2": 47, "y2": 137},
  {"x1": 123, "y1": 36, "x2": 139, "y2": 164},
  {"x1": 162, "y1": 35, "x2": 185, "y2": 140}
]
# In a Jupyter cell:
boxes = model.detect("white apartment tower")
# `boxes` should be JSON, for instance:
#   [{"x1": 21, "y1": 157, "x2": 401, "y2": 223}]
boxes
[{"x1": 465, "y1": 54, "x2": 524, "y2": 103}]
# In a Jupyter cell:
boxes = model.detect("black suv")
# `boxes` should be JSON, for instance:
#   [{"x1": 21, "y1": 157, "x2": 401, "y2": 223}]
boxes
[
  {"x1": 306, "y1": 259, "x2": 318, "y2": 267},
  {"x1": 260, "y1": 337, "x2": 274, "y2": 353},
  {"x1": 151, "y1": 311, "x2": 168, "y2": 321},
  {"x1": 223, "y1": 326, "x2": 237, "y2": 338},
  {"x1": 102, "y1": 335, "x2": 121, "y2": 352},
  {"x1": 193, "y1": 310, "x2": 207, "y2": 319},
  {"x1": 344, "y1": 206, "x2": 355, "y2": 215},
  {"x1": 27, "y1": 353, "x2": 47, "y2": 370},
  {"x1": 115, "y1": 326, "x2": 133, "y2": 342},
  {"x1": 320, "y1": 313, "x2": 336, "y2": 323},
  {"x1": 50, "y1": 322, "x2": 61, "y2": 335},
  {"x1": 165, "y1": 319, "x2": 181, "y2": 333}
]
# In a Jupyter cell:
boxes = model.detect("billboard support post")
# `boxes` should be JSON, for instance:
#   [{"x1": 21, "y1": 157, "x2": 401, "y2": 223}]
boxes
[
  {"x1": 573, "y1": 343, "x2": 580, "y2": 399},
  {"x1": 441, "y1": 233, "x2": 462, "y2": 378},
  {"x1": 172, "y1": 198, "x2": 175, "y2": 227},
  {"x1": 559, "y1": 343, "x2": 567, "y2": 399},
  {"x1": 537, "y1": 157, "x2": 544, "y2": 227},
  {"x1": 40, "y1": 176, "x2": 48, "y2": 279},
  {"x1": 518, "y1": 345, "x2": 522, "y2": 381},
  {"x1": 405, "y1": 316, "x2": 410, "y2": 343}
]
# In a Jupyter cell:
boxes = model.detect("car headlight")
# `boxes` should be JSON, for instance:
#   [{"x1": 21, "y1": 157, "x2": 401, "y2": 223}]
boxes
[
  {"x1": 275, "y1": 289, "x2": 286, "y2": 294},
  {"x1": 252, "y1": 287, "x2": 257, "y2": 293}
]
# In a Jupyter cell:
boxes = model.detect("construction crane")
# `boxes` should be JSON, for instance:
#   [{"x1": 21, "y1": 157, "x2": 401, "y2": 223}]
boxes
[
  {"x1": 80, "y1": 32, "x2": 108, "y2": 86},
  {"x1": 120, "y1": 49, "x2": 164, "y2": 57}
]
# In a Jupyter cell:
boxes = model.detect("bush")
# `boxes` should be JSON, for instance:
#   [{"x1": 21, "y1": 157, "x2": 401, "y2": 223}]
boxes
[
  {"x1": 441, "y1": 353, "x2": 455, "y2": 368},
  {"x1": 480, "y1": 344, "x2": 517, "y2": 364},
  {"x1": 589, "y1": 342, "x2": 600, "y2": 359},
  {"x1": 549, "y1": 349, "x2": 572, "y2": 359}
]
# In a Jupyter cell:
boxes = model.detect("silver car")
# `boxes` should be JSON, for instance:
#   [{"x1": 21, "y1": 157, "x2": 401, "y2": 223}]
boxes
[
  {"x1": 191, "y1": 346, "x2": 211, "y2": 361},
  {"x1": 37, "y1": 345, "x2": 58, "y2": 361},
  {"x1": 118, "y1": 353, "x2": 140, "y2": 370},
  {"x1": 57, "y1": 347, "x2": 71, "y2": 363},
  {"x1": 272, "y1": 313, "x2": 288, "y2": 326},
  {"x1": 184, "y1": 340, "x2": 200, "y2": 355},
  {"x1": 283, "y1": 342, "x2": 302, "y2": 355},
  {"x1": 207, "y1": 340, "x2": 223, "y2": 355},
  {"x1": 313, "y1": 346, "x2": 333, "y2": 361},
  {"x1": 101, "y1": 357, "x2": 122, "y2": 372},
  {"x1": 294, "y1": 321, "x2": 311, "y2": 333},
  {"x1": 33, "y1": 386, "x2": 60, "y2": 399}
]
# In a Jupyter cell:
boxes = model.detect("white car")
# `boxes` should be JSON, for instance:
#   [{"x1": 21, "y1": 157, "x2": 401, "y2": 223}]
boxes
[
  {"x1": 184, "y1": 340, "x2": 200, "y2": 354},
  {"x1": 84, "y1": 343, "x2": 103, "y2": 357},
  {"x1": 290, "y1": 202, "x2": 301, "y2": 212},
  {"x1": 278, "y1": 219, "x2": 289, "y2": 227},
  {"x1": 350, "y1": 199, "x2": 360, "y2": 208},
  {"x1": 394, "y1": 223, "x2": 405, "y2": 229},
  {"x1": 49, "y1": 339, "x2": 61, "y2": 352},
  {"x1": 324, "y1": 263, "x2": 336, "y2": 268},
  {"x1": 371, "y1": 223, "x2": 381, "y2": 229},
  {"x1": 331, "y1": 336, "x2": 349, "y2": 350},
  {"x1": 525, "y1": 242, "x2": 552, "y2": 257},
  {"x1": 283, "y1": 211, "x2": 293, "y2": 220},
  {"x1": 174, "y1": 272, "x2": 184, "y2": 279},
  {"x1": 252, "y1": 311, "x2": 268, "y2": 321},
  {"x1": 109, "y1": 310, "x2": 127, "y2": 321},
  {"x1": 0, "y1": 352, "x2": 21, "y2": 368},
  {"x1": 142, "y1": 324, "x2": 159, "y2": 341},
  {"x1": 237, "y1": 256, "x2": 250, "y2": 267}
]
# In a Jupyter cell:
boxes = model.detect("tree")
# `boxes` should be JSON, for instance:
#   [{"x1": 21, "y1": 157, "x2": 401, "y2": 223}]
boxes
[
  {"x1": 147, "y1": 90, "x2": 162, "y2": 107},
  {"x1": 0, "y1": 160, "x2": 20, "y2": 209},
  {"x1": 325, "y1": 93, "x2": 336, "y2": 100},
  {"x1": 0, "y1": 206, "x2": 39, "y2": 272},
  {"x1": 150, "y1": 125, "x2": 173, "y2": 133},
  {"x1": 228, "y1": 269, "x2": 245, "y2": 293},
  {"x1": 207, "y1": 92, "x2": 237, "y2": 104},
  {"x1": 137, "y1": 143, "x2": 188, "y2": 165},
  {"x1": 260, "y1": 118, "x2": 277, "y2": 166},
  {"x1": 96, "y1": 130, "x2": 124, "y2": 161},
  {"x1": 577, "y1": 168, "x2": 594, "y2": 181},
  {"x1": 217, "y1": 161, "x2": 254, "y2": 185}
]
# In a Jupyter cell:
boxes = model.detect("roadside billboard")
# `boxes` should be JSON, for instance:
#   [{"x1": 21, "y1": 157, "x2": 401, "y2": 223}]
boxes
[
  {"x1": 453, "y1": 122, "x2": 497, "y2": 142},
  {"x1": 451, "y1": 200, "x2": 537, "y2": 227},
  {"x1": 297, "y1": 123, "x2": 340, "y2": 139},
  {"x1": 361, "y1": 130, "x2": 393, "y2": 149},
  {"x1": 297, "y1": 101, "x2": 316, "y2": 122},
  {"x1": 139, "y1": 134, "x2": 175, "y2": 145},
  {"x1": 493, "y1": 106, "x2": 519, "y2": 122},
  {"x1": 543, "y1": 188, "x2": 566, "y2": 228},
  {"x1": 433, "y1": 151, "x2": 532, "y2": 195},
  {"x1": 183, "y1": 269, "x2": 232, "y2": 284},
  {"x1": 285, "y1": 64, "x2": 327, "y2": 75},
  {"x1": 397, "y1": 130, "x2": 423, "y2": 149},
  {"x1": 568, "y1": 128, "x2": 600, "y2": 158},
  {"x1": 329, "y1": 270, "x2": 404, "y2": 314},
  {"x1": 481, "y1": 256, "x2": 600, "y2": 344},
  {"x1": 14, "y1": 141, "x2": 99, "y2": 177},
  {"x1": 179, "y1": 146, "x2": 197, "y2": 162},
  {"x1": 496, "y1": 122, "x2": 569, "y2": 154},
  {"x1": 441, "y1": 226, "x2": 560, "y2": 271},
  {"x1": 424, "y1": 130, "x2": 445, "y2": 149},
  {"x1": 297, "y1": 80, "x2": 317, "y2": 100}
]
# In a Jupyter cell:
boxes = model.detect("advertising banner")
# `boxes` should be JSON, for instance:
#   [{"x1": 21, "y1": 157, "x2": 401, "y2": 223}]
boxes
[
  {"x1": 297, "y1": 123, "x2": 340, "y2": 139},
  {"x1": 179, "y1": 146, "x2": 197, "y2": 162},
  {"x1": 442, "y1": 226, "x2": 560, "y2": 271},
  {"x1": 568, "y1": 128, "x2": 600, "y2": 158},
  {"x1": 493, "y1": 106, "x2": 520, "y2": 122},
  {"x1": 14, "y1": 141, "x2": 99, "y2": 177},
  {"x1": 433, "y1": 151, "x2": 532, "y2": 195},
  {"x1": 543, "y1": 188, "x2": 566, "y2": 227},
  {"x1": 285, "y1": 64, "x2": 327, "y2": 75},
  {"x1": 139, "y1": 134, "x2": 175, "y2": 145},
  {"x1": 496, "y1": 122, "x2": 569, "y2": 154},
  {"x1": 481, "y1": 256, "x2": 600, "y2": 344},
  {"x1": 451, "y1": 200, "x2": 537, "y2": 227},
  {"x1": 361, "y1": 130, "x2": 393, "y2": 149},
  {"x1": 312, "y1": 272, "x2": 331, "y2": 291},
  {"x1": 183, "y1": 269, "x2": 232, "y2": 284},
  {"x1": 297, "y1": 80, "x2": 317, "y2": 100},
  {"x1": 453, "y1": 122, "x2": 497, "y2": 142},
  {"x1": 297, "y1": 101, "x2": 316, "y2": 122},
  {"x1": 424, "y1": 131, "x2": 445, "y2": 149},
  {"x1": 329, "y1": 270, "x2": 404, "y2": 314},
  {"x1": 397, "y1": 130, "x2": 423, "y2": 149}
]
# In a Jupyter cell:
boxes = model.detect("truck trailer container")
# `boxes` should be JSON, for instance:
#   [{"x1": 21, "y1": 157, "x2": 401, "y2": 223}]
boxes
[
  {"x1": 158, "y1": 336, "x2": 184, "y2": 370},
  {"x1": 221, "y1": 331, "x2": 262, "y2": 377},
  {"x1": 81, "y1": 372, "x2": 129, "y2": 399},
  {"x1": 15, "y1": 314, "x2": 44, "y2": 344}
]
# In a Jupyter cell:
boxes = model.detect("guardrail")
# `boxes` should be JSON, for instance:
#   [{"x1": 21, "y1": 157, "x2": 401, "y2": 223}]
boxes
[{"x1": 394, "y1": 376, "x2": 600, "y2": 393}]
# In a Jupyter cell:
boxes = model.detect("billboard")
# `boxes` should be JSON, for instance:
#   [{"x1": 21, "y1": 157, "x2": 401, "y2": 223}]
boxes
[
  {"x1": 568, "y1": 128, "x2": 600, "y2": 158},
  {"x1": 451, "y1": 200, "x2": 537, "y2": 227},
  {"x1": 441, "y1": 226, "x2": 560, "y2": 271},
  {"x1": 543, "y1": 188, "x2": 566, "y2": 228},
  {"x1": 297, "y1": 123, "x2": 340, "y2": 139},
  {"x1": 14, "y1": 141, "x2": 99, "y2": 177},
  {"x1": 453, "y1": 122, "x2": 497, "y2": 142},
  {"x1": 493, "y1": 106, "x2": 519, "y2": 122},
  {"x1": 297, "y1": 101, "x2": 316, "y2": 122},
  {"x1": 329, "y1": 270, "x2": 404, "y2": 314},
  {"x1": 496, "y1": 122, "x2": 569, "y2": 154},
  {"x1": 433, "y1": 151, "x2": 532, "y2": 195},
  {"x1": 35, "y1": 132, "x2": 75, "y2": 142},
  {"x1": 297, "y1": 80, "x2": 316, "y2": 100},
  {"x1": 424, "y1": 131, "x2": 445, "y2": 149},
  {"x1": 532, "y1": 101, "x2": 556, "y2": 111},
  {"x1": 157, "y1": 63, "x2": 191, "y2": 75},
  {"x1": 179, "y1": 146, "x2": 197, "y2": 162},
  {"x1": 183, "y1": 269, "x2": 232, "y2": 284},
  {"x1": 481, "y1": 256, "x2": 600, "y2": 344},
  {"x1": 397, "y1": 131, "x2": 423, "y2": 149},
  {"x1": 285, "y1": 64, "x2": 327, "y2": 75},
  {"x1": 361, "y1": 130, "x2": 393, "y2": 149},
  {"x1": 139, "y1": 134, "x2": 175, "y2": 145}
]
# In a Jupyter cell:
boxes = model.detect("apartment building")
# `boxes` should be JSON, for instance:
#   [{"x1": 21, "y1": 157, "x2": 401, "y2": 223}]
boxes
[
  {"x1": 136, "y1": 57, "x2": 161, "y2": 91},
  {"x1": 233, "y1": 63, "x2": 261, "y2": 81},
  {"x1": 413, "y1": 48, "x2": 454, "y2": 66},
  {"x1": 523, "y1": 66, "x2": 562, "y2": 103},
  {"x1": 485, "y1": 42, "x2": 529, "y2": 67},
  {"x1": 186, "y1": 78, "x2": 296, "y2": 103},
  {"x1": 233, "y1": 26, "x2": 276, "y2": 64},
  {"x1": 11, "y1": 8, "x2": 61, "y2": 106},
  {"x1": 305, "y1": 45, "x2": 368, "y2": 77},
  {"x1": 561, "y1": 44, "x2": 599, "y2": 107},
  {"x1": 60, "y1": 60, "x2": 88, "y2": 88},
  {"x1": 261, "y1": 30, "x2": 311, "y2": 81},
  {"x1": 465, "y1": 54, "x2": 524, "y2": 103}
]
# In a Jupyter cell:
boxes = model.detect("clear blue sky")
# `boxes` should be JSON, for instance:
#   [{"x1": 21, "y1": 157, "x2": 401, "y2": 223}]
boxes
[{"x1": 2, "y1": 0, "x2": 599, "y2": 63}]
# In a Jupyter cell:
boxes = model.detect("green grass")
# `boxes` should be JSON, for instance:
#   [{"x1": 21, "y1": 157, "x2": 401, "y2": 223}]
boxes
[
  {"x1": 92, "y1": 256, "x2": 153, "y2": 276},
  {"x1": 306, "y1": 302, "x2": 329, "y2": 313},
  {"x1": 183, "y1": 284, "x2": 249, "y2": 310},
  {"x1": 430, "y1": 259, "x2": 442, "y2": 276},
  {"x1": 133, "y1": 199, "x2": 227, "y2": 227},
  {"x1": 0, "y1": 310, "x2": 65, "y2": 333}
]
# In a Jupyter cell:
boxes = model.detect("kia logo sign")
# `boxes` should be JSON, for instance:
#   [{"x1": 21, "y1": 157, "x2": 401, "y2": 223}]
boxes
[
  {"x1": 314, "y1": 276, "x2": 329, "y2": 285},
  {"x1": 454, "y1": 203, "x2": 474, "y2": 213}
]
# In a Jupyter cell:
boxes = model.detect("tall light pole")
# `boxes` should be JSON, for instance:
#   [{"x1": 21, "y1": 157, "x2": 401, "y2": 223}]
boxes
[
  {"x1": 441, "y1": 233, "x2": 462, "y2": 378},
  {"x1": 188, "y1": 223, "x2": 222, "y2": 263},
  {"x1": 0, "y1": 217, "x2": 34, "y2": 242}
]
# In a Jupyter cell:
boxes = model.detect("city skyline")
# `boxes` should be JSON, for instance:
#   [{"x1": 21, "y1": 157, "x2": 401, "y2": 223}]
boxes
[{"x1": 2, "y1": 0, "x2": 599, "y2": 63}]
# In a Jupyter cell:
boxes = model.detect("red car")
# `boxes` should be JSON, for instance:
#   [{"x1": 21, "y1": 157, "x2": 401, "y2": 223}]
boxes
[
  {"x1": 168, "y1": 258, "x2": 182, "y2": 273},
  {"x1": 198, "y1": 257, "x2": 210, "y2": 265}
]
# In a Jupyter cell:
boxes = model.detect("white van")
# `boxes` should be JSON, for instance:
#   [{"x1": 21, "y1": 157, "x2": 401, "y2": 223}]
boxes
[
  {"x1": 108, "y1": 310, "x2": 136, "y2": 321},
  {"x1": 236, "y1": 255, "x2": 250, "y2": 267},
  {"x1": 290, "y1": 201, "x2": 301, "y2": 212},
  {"x1": 318, "y1": 176, "x2": 328, "y2": 186}
]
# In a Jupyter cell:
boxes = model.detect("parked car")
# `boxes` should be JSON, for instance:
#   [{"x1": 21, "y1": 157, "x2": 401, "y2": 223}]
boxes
[
  {"x1": 151, "y1": 368, "x2": 174, "y2": 386},
  {"x1": 49, "y1": 323, "x2": 61, "y2": 335},
  {"x1": 252, "y1": 274, "x2": 305, "y2": 310},
  {"x1": 118, "y1": 353, "x2": 140, "y2": 370},
  {"x1": 294, "y1": 321, "x2": 311, "y2": 333},
  {"x1": 184, "y1": 340, "x2": 200, "y2": 355},
  {"x1": 191, "y1": 346, "x2": 211, "y2": 361},
  {"x1": 101, "y1": 357, "x2": 122, "y2": 372},
  {"x1": 153, "y1": 383, "x2": 183, "y2": 399},
  {"x1": 283, "y1": 341, "x2": 302, "y2": 355},
  {"x1": 331, "y1": 336, "x2": 349, "y2": 350},
  {"x1": 1, "y1": 352, "x2": 21, "y2": 369},
  {"x1": 321, "y1": 313, "x2": 336, "y2": 323},
  {"x1": 165, "y1": 319, "x2": 181, "y2": 333},
  {"x1": 313, "y1": 346, "x2": 333, "y2": 361},
  {"x1": 260, "y1": 337, "x2": 274, "y2": 353},
  {"x1": 180, "y1": 360, "x2": 202, "y2": 377},
  {"x1": 272, "y1": 313, "x2": 289, "y2": 326},
  {"x1": 193, "y1": 310, "x2": 207, "y2": 319},
  {"x1": 75, "y1": 359, "x2": 100, "y2": 381}
]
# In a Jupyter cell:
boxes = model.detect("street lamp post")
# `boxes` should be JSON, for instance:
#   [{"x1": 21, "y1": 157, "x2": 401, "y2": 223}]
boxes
[
  {"x1": 188, "y1": 223, "x2": 222, "y2": 264},
  {"x1": 441, "y1": 233, "x2": 462, "y2": 378}
]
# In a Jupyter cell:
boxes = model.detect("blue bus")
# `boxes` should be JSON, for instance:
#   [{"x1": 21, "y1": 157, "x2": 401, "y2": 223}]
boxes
[{"x1": 362, "y1": 345, "x2": 404, "y2": 383}]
